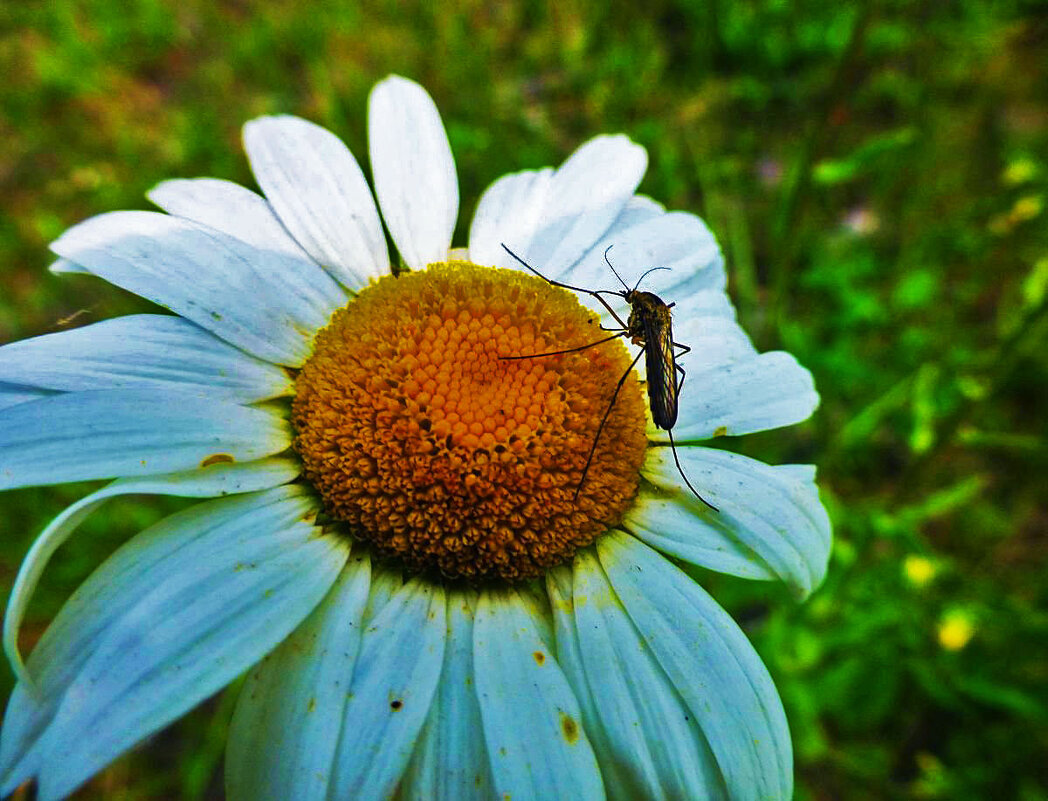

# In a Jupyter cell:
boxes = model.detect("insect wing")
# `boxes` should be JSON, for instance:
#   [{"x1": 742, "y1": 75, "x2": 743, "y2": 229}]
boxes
[{"x1": 642, "y1": 309, "x2": 678, "y2": 429}]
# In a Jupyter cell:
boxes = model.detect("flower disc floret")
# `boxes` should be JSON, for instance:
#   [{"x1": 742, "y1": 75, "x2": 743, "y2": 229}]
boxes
[{"x1": 292, "y1": 261, "x2": 647, "y2": 580}]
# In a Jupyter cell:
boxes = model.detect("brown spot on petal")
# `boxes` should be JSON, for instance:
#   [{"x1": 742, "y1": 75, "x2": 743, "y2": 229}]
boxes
[
  {"x1": 560, "y1": 712, "x2": 580, "y2": 744},
  {"x1": 200, "y1": 453, "x2": 235, "y2": 468}
]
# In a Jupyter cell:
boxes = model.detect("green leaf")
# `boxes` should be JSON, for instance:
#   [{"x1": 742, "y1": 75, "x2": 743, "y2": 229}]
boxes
[{"x1": 812, "y1": 127, "x2": 917, "y2": 185}]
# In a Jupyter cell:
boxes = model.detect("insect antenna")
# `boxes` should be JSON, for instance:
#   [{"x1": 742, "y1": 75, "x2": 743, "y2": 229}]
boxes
[
  {"x1": 499, "y1": 332, "x2": 627, "y2": 361},
  {"x1": 602, "y1": 246, "x2": 631, "y2": 293},
  {"x1": 630, "y1": 266, "x2": 671, "y2": 293},
  {"x1": 502, "y1": 244, "x2": 629, "y2": 328},
  {"x1": 666, "y1": 428, "x2": 718, "y2": 511},
  {"x1": 604, "y1": 246, "x2": 671, "y2": 295}
]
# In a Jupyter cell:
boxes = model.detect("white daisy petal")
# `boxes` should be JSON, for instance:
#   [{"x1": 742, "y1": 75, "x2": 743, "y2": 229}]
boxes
[
  {"x1": 545, "y1": 565, "x2": 641, "y2": 798},
  {"x1": 671, "y1": 311, "x2": 757, "y2": 373},
  {"x1": 473, "y1": 588, "x2": 604, "y2": 801},
  {"x1": 50, "y1": 210, "x2": 344, "y2": 366},
  {"x1": 472, "y1": 135, "x2": 646, "y2": 279},
  {"x1": 606, "y1": 194, "x2": 666, "y2": 232},
  {"x1": 625, "y1": 493, "x2": 776, "y2": 583},
  {"x1": 0, "y1": 314, "x2": 293, "y2": 400},
  {"x1": 775, "y1": 463, "x2": 819, "y2": 484},
  {"x1": 226, "y1": 550, "x2": 372, "y2": 801},
  {"x1": 361, "y1": 566, "x2": 404, "y2": 624},
  {"x1": 3, "y1": 457, "x2": 301, "y2": 687},
  {"x1": 468, "y1": 168, "x2": 553, "y2": 269},
  {"x1": 48, "y1": 258, "x2": 88, "y2": 274},
  {"x1": 543, "y1": 567, "x2": 606, "y2": 770},
  {"x1": 603, "y1": 297, "x2": 748, "y2": 387},
  {"x1": 402, "y1": 589, "x2": 494, "y2": 800},
  {"x1": 563, "y1": 550, "x2": 729, "y2": 800},
  {"x1": 565, "y1": 210, "x2": 727, "y2": 311},
  {"x1": 524, "y1": 136, "x2": 649, "y2": 278},
  {"x1": 329, "y1": 579, "x2": 447, "y2": 799},
  {"x1": 555, "y1": 190, "x2": 666, "y2": 324},
  {"x1": 0, "y1": 383, "x2": 53, "y2": 410},
  {"x1": 243, "y1": 115, "x2": 389, "y2": 289},
  {"x1": 663, "y1": 350, "x2": 819, "y2": 441},
  {"x1": 0, "y1": 389, "x2": 290, "y2": 491},
  {"x1": 599, "y1": 531, "x2": 793, "y2": 801},
  {"x1": 635, "y1": 446, "x2": 831, "y2": 597},
  {"x1": 688, "y1": 288, "x2": 738, "y2": 319},
  {"x1": 0, "y1": 487, "x2": 348, "y2": 800},
  {"x1": 368, "y1": 76, "x2": 458, "y2": 270},
  {"x1": 148, "y1": 178, "x2": 318, "y2": 261}
]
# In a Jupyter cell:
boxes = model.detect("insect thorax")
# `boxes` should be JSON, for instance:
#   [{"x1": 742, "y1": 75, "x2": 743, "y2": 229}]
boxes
[{"x1": 626, "y1": 292, "x2": 672, "y2": 340}]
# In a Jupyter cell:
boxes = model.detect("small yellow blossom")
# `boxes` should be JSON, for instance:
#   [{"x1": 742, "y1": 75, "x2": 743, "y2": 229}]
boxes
[
  {"x1": 1012, "y1": 194, "x2": 1043, "y2": 222},
  {"x1": 903, "y1": 555, "x2": 936, "y2": 587},
  {"x1": 938, "y1": 611, "x2": 975, "y2": 651},
  {"x1": 988, "y1": 194, "x2": 1044, "y2": 235},
  {"x1": 1002, "y1": 158, "x2": 1039, "y2": 186}
]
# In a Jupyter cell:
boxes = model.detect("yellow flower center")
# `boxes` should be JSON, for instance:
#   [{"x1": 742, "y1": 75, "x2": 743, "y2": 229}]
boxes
[{"x1": 292, "y1": 261, "x2": 647, "y2": 581}]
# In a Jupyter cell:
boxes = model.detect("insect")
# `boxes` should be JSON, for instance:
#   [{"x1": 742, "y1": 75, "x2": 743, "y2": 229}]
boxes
[{"x1": 500, "y1": 243, "x2": 718, "y2": 511}]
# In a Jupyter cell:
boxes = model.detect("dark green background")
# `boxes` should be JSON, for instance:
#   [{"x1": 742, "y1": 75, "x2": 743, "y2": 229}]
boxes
[{"x1": 1, "y1": 1, "x2": 1046, "y2": 799}]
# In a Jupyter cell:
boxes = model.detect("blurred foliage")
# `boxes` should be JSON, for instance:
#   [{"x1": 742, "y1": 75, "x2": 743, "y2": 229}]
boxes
[{"x1": 1, "y1": 0, "x2": 1047, "y2": 799}]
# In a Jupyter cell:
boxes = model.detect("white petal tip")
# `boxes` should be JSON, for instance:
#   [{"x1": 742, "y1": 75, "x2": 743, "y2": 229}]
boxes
[
  {"x1": 372, "y1": 74, "x2": 423, "y2": 93},
  {"x1": 242, "y1": 114, "x2": 309, "y2": 146},
  {"x1": 48, "y1": 258, "x2": 88, "y2": 275},
  {"x1": 5, "y1": 651, "x2": 31, "y2": 691},
  {"x1": 2, "y1": 616, "x2": 34, "y2": 691},
  {"x1": 144, "y1": 178, "x2": 187, "y2": 208}
]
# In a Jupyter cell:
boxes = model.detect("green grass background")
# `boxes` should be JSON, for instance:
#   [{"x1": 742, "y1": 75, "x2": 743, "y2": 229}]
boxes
[{"x1": 1, "y1": 1, "x2": 1046, "y2": 799}]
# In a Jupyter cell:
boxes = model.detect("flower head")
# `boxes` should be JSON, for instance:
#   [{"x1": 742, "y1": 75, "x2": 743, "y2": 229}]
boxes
[
  {"x1": 938, "y1": 610, "x2": 976, "y2": 651},
  {"x1": 0, "y1": 75, "x2": 829, "y2": 800}
]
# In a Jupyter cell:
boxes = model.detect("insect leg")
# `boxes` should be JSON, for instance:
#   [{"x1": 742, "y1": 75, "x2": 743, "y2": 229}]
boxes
[
  {"x1": 501, "y1": 244, "x2": 631, "y2": 330},
  {"x1": 499, "y1": 331, "x2": 627, "y2": 361},
  {"x1": 666, "y1": 427, "x2": 718, "y2": 511},
  {"x1": 587, "y1": 292, "x2": 631, "y2": 331},
  {"x1": 674, "y1": 361, "x2": 686, "y2": 396},
  {"x1": 671, "y1": 342, "x2": 691, "y2": 394},
  {"x1": 574, "y1": 348, "x2": 645, "y2": 501}
]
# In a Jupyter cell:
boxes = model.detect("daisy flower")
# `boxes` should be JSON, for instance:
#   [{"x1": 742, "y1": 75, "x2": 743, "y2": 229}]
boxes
[{"x1": 0, "y1": 75, "x2": 829, "y2": 800}]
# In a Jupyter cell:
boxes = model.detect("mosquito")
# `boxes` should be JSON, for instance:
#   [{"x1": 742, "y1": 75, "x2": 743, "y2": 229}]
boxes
[{"x1": 499, "y1": 243, "x2": 718, "y2": 511}]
